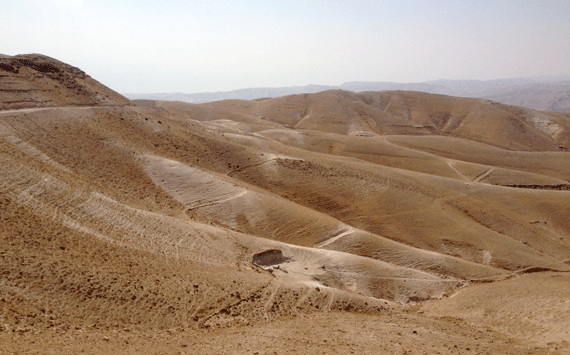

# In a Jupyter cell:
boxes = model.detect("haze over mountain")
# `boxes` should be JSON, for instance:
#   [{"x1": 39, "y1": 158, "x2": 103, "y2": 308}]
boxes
[
  {"x1": 125, "y1": 75, "x2": 570, "y2": 112},
  {"x1": 2, "y1": 54, "x2": 570, "y2": 354}
]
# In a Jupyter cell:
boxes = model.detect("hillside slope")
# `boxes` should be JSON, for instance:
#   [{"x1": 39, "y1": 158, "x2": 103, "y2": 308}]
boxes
[
  {"x1": 2, "y1": 55, "x2": 570, "y2": 354},
  {"x1": 0, "y1": 54, "x2": 131, "y2": 109},
  {"x1": 153, "y1": 90, "x2": 570, "y2": 150}
]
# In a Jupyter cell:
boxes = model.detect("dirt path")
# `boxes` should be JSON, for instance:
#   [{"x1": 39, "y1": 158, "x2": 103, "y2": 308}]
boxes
[
  {"x1": 446, "y1": 160, "x2": 470, "y2": 181},
  {"x1": 293, "y1": 109, "x2": 312, "y2": 128},
  {"x1": 0, "y1": 105, "x2": 123, "y2": 116},
  {"x1": 315, "y1": 227, "x2": 355, "y2": 248},
  {"x1": 474, "y1": 167, "x2": 496, "y2": 182}
]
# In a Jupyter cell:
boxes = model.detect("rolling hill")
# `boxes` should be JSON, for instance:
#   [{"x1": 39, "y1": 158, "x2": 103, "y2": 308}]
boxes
[
  {"x1": 2, "y1": 54, "x2": 570, "y2": 354},
  {"x1": 125, "y1": 76, "x2": 570, "y2": 111}
]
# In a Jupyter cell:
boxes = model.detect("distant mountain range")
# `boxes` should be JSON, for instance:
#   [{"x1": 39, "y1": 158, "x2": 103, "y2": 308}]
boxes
[{"x1": 124, "y1": 76, "x2": 570, "y2": 111}]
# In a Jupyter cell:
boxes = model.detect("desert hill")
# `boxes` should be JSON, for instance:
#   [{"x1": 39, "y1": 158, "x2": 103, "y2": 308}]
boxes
[
  {"x1": 126, "y1": 76, "x2": 570, "y2": 112},
  {"x1": 0, "y1": 53, "x2": 131, "y2": 109},
  {"x1": 2, "y1": 55, "x2": 570, "y2": 354},
  {"x1": 150, "y1": 90, "x2": 570, "y2": 151},
  {"x1": 141, "y1": 94, "x2": 570, "y2": 275}
]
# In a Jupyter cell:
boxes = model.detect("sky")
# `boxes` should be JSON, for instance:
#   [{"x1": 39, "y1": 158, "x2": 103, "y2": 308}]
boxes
[{"x1": 2, "y1": 0, "x2": 570, "y2": 93}]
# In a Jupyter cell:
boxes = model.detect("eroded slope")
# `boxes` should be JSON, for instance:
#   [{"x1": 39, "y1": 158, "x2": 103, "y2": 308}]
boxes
[
  {"x1": 0, "y1": 54, "x2": 131, "y2": 109},
  {"x1": 1, "y1": 57, "x2": 570, "y2": 353}
]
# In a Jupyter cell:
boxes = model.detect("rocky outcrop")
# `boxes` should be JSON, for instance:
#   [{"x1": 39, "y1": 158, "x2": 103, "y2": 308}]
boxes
[{"x1": 0, "y1": 53, "x2": 132, "y2": 109}]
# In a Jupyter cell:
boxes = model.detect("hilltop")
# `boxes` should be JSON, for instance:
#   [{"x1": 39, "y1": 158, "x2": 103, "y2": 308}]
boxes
[{"x1": 0, "y1": 53, "x2": 131, "y2": 109}]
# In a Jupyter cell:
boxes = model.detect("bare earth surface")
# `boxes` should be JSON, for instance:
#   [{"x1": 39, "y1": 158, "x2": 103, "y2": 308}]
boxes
[
  {"x1": 1, "y1": 54, "x2": 570, "y2": 354},
  {"x1": 3, "y1": 310, "x2": 565, "y2": 355}
]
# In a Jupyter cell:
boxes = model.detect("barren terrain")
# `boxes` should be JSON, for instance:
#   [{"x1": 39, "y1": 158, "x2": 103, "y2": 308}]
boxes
[
  {"x1": 1, "y1": 54, "x2": 570, "y2": 354},
  {"x1": 126, "y1": 77, "x2": 570, "y2": 112}
]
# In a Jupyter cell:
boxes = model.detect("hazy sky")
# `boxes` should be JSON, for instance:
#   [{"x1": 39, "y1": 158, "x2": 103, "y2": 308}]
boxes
[{"x1": 2, "y1": 0, "x2": 570, "y2": 93}]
